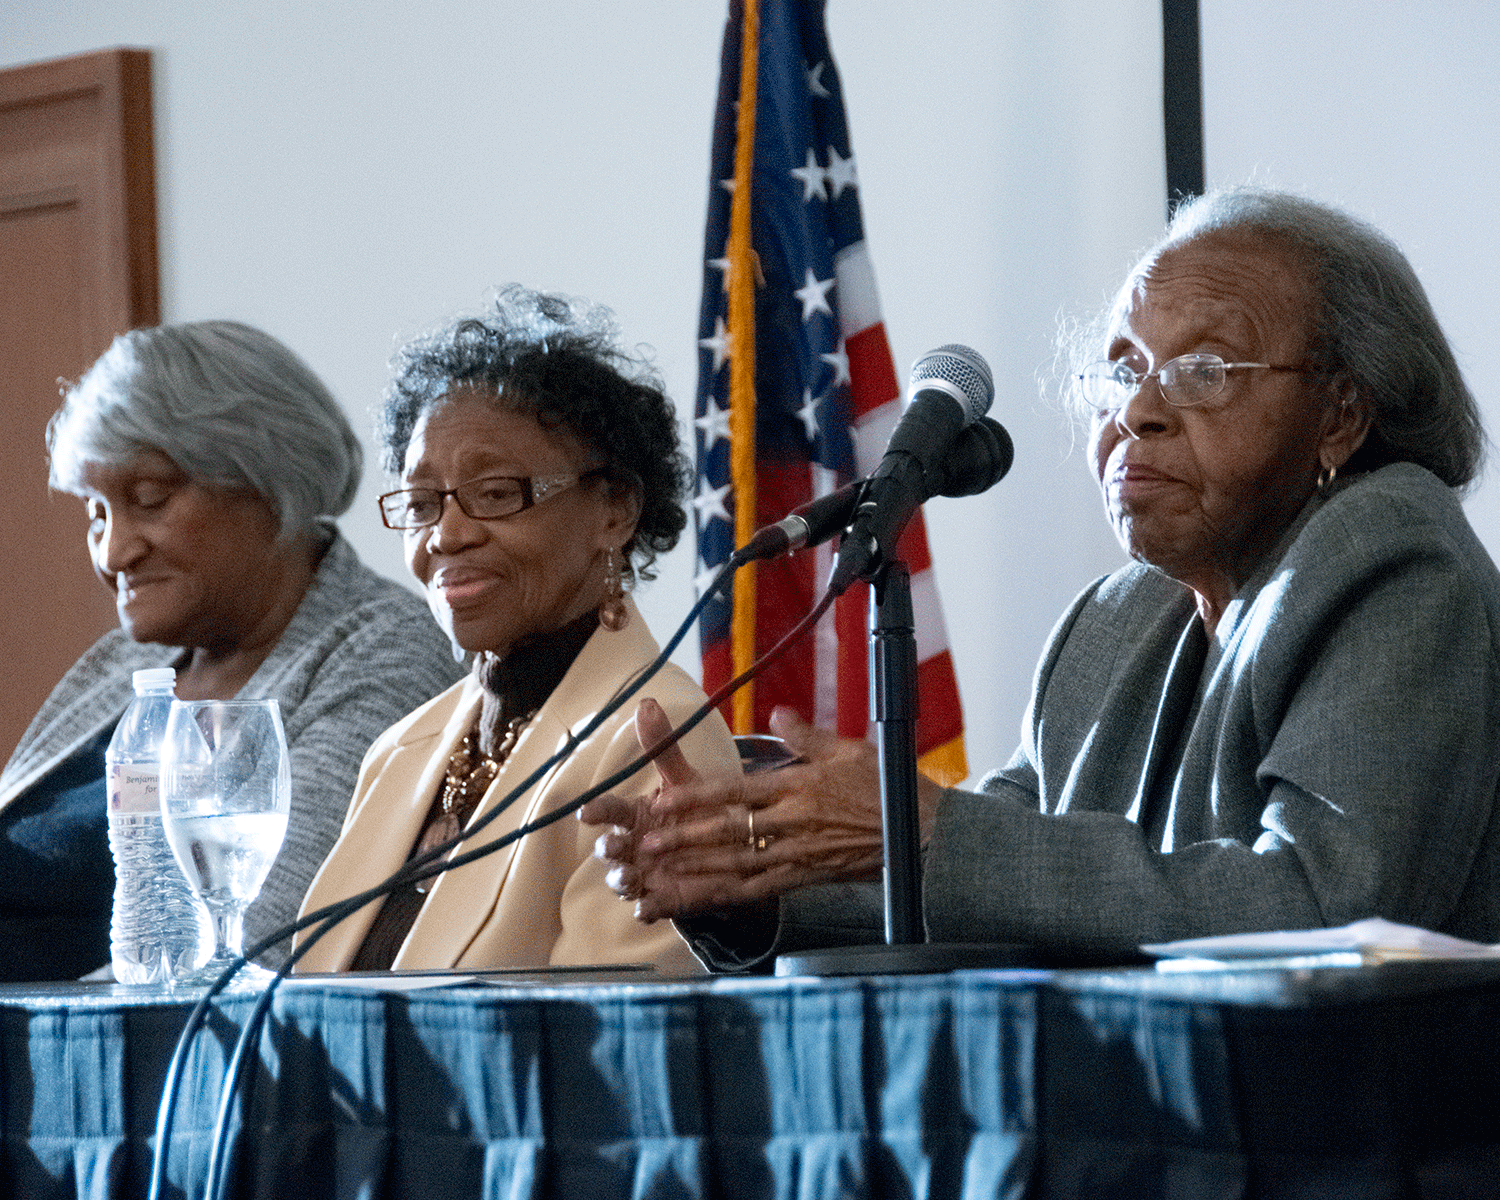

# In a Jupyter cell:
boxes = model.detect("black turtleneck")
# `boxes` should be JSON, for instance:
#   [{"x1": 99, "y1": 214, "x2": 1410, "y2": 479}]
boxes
[{"x1": 474, "y1": 609, "x2": 600, "y2": 755}]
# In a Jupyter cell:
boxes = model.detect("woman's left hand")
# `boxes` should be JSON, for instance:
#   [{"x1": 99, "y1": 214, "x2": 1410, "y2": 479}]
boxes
[{"x1": 583, "y1": 699, "x2": 941, "y2": 922}]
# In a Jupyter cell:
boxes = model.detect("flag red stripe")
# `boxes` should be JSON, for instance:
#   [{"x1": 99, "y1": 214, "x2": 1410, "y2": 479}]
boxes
[
  {"x1": 917, "y1": 650, "x2": 966, "y2": 748},
  {"x1": 845, "y1": 324, "x2": 899, "y2": 417}
]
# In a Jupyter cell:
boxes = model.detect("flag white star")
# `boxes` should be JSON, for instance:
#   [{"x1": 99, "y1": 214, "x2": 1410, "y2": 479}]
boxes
[
  {"x1": 719, "y1": 176, "x2": 736, "y2": 195},
  {"x1": 821, "y1": 340, "x2": 850, "y2": 387},
  {"x1": 789, "y1": 148, "x2": 827, "y2": 203},
  {"x1": 824, "y1": 146, "x2": 858, "y2": 198},
  {"x1": 699, "y1": 316, "x2": 732, "y2": 372},
  {"x1": 693, "y1": 477, "x2": 733, "y2": 526},
  {"x1": 706, "y1": 254, "x2": 731, "y2": 293},
  {"x1": 695, "y1": 559, "x2": 727, "y2": 599},
  {"x1": 796, "y1": 388, "x2": 822, "y2": 442},
  {"x1": 695, "y1": 402, "x2": 732, "y2": 450},
  {"x1": 806, "y1": 60, "x2": 830, "y2": 98},
  {"x1": 794, "y1": 268, "x2": 835, "y2": 321}
]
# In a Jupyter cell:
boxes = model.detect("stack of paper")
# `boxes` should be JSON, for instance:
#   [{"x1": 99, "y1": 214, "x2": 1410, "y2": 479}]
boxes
[{"x1": 1142, "y1": 917, "x2": 1500, "y2": 970}]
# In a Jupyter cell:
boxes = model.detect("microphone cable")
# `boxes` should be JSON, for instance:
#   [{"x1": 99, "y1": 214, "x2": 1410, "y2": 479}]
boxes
[
  {"x1": 150, "y1": 558, "x2": 732, "y2": 1200},
  {"x1": 150, "y1": 355, "x2": 1017, "y2": 1194},
  {"x1": 199, "y1": 576, "x2": 839, "y2": 1200},
  {"x1": 156, "y1": 507, "x2": 847, "y2": 1200}
]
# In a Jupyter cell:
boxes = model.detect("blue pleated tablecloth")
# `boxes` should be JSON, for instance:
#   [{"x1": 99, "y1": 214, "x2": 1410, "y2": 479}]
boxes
[{"x1": 3, "y1": 959, "x2": 1499, "y2": 1199}]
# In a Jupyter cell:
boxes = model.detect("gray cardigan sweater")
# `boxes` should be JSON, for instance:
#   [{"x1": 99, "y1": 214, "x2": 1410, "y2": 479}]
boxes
[
  {"x1": 0, "y1": 532, "x2": 464, "y2": 969},
  {"x1": 689, "y1": 463, "x2": 1500, "y2": 968}
]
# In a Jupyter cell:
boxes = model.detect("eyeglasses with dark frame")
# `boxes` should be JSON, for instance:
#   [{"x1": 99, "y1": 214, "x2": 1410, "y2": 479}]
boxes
[
  {"x1": 378, "y1": 468, "x2": 606, "y2": 531},
  {"x1": 1077, "y1": 353, "x2": 1312, "y2": 412}
]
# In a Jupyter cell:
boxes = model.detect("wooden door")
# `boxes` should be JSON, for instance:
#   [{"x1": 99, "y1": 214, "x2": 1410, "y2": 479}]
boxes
[{"x1": 0, "y1": 48, "x2": 159, "y2": 760}]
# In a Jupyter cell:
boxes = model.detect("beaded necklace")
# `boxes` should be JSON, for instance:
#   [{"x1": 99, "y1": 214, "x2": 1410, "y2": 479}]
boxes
[{"x1": 412, "y1": 710, "x2": 534, "y2": 891}]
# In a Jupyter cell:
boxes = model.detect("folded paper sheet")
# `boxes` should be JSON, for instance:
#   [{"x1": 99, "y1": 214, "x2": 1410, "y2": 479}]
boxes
[{"x1": 1144, "y1": 917, "x2": 1500, "y2": 966}]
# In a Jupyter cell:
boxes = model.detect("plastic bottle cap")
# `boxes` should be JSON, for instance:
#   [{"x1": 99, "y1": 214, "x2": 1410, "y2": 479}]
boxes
[{"x1": 132, "y1": 667, "x2": 177, "y2": 692}]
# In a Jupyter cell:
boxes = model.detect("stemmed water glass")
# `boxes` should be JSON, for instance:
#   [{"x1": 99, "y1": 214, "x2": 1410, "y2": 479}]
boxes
[{"x1": 160, "y1": 699, "x2": 290, "y2": 985}]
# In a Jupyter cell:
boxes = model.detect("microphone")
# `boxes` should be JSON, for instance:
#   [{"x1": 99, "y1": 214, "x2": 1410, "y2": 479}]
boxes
[
  {"x1": 828, "y1": 344, "x2": 996, "y2": 593},
  {"x1": 735, "y1": 416, "x2": 1013, "y2": 562}
]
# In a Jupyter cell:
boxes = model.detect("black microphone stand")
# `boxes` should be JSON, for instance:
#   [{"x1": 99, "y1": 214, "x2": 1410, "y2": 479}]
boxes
[
  {"x1": 775, "y1": 553, "x2": 1038, "y2": 976},
  {"x1": 870, "y1": 561, "x2": 924, "y2": 944}
]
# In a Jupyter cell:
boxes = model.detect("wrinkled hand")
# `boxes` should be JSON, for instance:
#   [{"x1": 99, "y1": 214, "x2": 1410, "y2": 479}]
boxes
[
  {"x1": 583, "y1": 699, "x2": 942, "y2": 922},
  {"x1": 578, "y1": 698, "x2": 681, "y2": 903}
]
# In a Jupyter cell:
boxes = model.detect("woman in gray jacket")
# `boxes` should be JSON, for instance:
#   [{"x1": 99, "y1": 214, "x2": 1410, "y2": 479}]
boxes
[{"x1": 587, "y1": 187, "x2": 1500, "y2": 968}]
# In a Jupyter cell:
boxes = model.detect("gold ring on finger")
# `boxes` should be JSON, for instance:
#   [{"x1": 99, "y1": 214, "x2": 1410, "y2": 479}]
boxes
[{"x1": 748, "y1": 807, "x2": 771, "y2": 852}]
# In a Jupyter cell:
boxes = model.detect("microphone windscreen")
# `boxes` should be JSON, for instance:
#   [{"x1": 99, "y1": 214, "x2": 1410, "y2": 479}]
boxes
[{"x1": 934, "y1": 417, "x2": 1013, "y2": 498}]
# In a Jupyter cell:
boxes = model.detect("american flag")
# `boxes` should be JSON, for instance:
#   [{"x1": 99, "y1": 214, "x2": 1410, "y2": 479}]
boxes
[{"x1": 694, "y1": 0, "x2": 968, "y2": 784}]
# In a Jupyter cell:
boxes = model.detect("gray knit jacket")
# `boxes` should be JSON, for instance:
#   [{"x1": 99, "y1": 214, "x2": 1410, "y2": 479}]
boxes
[{"x1": 0, "y1": 532, "x2": 465, "y2": 970}]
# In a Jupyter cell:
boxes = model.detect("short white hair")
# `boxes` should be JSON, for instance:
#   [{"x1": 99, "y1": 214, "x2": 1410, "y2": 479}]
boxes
[{"x1": 48, "y1": 320, "x2": 362, "y2": 538}]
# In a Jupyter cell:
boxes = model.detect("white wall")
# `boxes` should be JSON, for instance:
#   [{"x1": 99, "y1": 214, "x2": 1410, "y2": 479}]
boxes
[
  {"x1": 1, "y1": 0, "x2": 1161, "y2": 785},
  {"x1": 1202, "y1": 0, "x2": 1500, "y2": 561},
  {"x1": 9, "y1": 1, "x2": 1490, "y2": 788}
]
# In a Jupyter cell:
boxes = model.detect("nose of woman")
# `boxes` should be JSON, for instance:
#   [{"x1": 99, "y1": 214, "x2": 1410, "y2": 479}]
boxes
[
  {"x1": 420, "y1": 491, "x2": 490, "y2": 556},
  {"x1": 91, "y1": 504, "x2": 147, "y2": 576},
  {"x1": 1112, "y1": 374, "x2": 1176, "y2": 440}
]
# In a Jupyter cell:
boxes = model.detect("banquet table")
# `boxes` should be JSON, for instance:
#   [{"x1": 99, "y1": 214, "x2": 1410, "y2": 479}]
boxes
[{"x1": 3, "y1": 957, "x2": 1500, "y2": 1199}]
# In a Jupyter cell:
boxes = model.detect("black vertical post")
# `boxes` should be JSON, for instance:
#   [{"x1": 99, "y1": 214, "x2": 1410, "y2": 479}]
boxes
[
  {"x1": 1162, "y1": 0, "x2": 1205, "y2": 216},
  {"x1": 870, "y1": 562, "x2": 924, "y2": 945}
]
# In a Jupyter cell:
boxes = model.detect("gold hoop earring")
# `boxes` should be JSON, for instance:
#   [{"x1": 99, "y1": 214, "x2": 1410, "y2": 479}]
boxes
[
  {"x1": 598, "y1": 548, "x2": 629, "y2": 632},
  {"x1": 1317, "y1": 462, "x2": 1339, "y2": 496}
]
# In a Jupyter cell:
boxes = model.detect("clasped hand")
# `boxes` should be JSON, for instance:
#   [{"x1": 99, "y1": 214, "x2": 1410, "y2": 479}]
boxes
[{"x1": 581, "y1": 698, "x2": 941, "y2": 922}]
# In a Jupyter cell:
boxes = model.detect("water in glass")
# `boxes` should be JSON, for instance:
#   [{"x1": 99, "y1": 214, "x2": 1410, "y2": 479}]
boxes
[{"x1": 160, "y1": 698, "x2": 290, "y2": 985}]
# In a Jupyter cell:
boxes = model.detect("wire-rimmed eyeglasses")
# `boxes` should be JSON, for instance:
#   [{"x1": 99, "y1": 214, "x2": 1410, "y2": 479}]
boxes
[
  {"x1": 378, "y1": 468, "x2": 605, "y2": 531},
  {"x1": 1077, "y1": 353, "x2": 1312, "y2": 412}
]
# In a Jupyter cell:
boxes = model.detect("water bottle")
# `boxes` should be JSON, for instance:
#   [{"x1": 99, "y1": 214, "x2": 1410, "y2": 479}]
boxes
[{"x1": 106, "y1": 668, "x2": 208, "y2": 983}]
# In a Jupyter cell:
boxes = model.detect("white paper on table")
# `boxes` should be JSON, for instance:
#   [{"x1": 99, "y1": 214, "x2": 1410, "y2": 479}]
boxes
[
  {"x1": 1142, "y1": 917, "x2": 1500, "y2": 966},
  {"x1": 278, "y1": 972, "x2": 484, "y2": 991},
  {"x1": 276, "y1": 963, "x2": 656, "y2": 991}
]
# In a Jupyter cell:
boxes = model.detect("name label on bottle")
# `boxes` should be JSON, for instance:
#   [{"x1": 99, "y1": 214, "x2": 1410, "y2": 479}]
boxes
[{"x1": 108, "y1": 764, "x2": 160, "y2": 814}]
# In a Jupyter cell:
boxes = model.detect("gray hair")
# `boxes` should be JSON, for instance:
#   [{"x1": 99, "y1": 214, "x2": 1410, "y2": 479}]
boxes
[
  {"x1": 47, "y1": 320, "x2": 363, "y2": 538},
  {"x1": 1067, "y1": 186, "x2": 1485, "y2": 489}
]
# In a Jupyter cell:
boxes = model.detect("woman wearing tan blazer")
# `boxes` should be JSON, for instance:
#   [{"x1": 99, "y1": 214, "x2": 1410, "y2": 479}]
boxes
[{"x1": 294, "y1": 286, "x2": 737, "y2": 975}]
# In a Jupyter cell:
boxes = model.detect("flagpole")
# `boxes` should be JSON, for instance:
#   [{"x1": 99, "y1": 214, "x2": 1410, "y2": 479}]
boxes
[{"x1": 726, "y1": 0, "x2": 760, "y2": 734}]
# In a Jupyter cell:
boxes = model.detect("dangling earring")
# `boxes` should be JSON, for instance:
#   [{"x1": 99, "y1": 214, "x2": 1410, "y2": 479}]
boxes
[
  {"x1": 1318, "y1": 461, "x2": 1339, "y2": 497},
  {"x1": 598, "y1": 548, "x2": 629, "y2": 631}
]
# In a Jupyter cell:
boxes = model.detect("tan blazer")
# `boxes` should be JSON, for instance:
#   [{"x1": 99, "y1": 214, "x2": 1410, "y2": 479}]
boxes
[{"x1": 294, "y1": 599, "x2": 736, "y2": 975}]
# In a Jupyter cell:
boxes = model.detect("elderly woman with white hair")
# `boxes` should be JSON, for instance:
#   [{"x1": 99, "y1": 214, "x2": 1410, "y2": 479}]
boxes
[
  {"x1": 588, "y1": 187, "x2": 1500, "y2": 968},
  {"x1": 0, "y1": 321, "x2": 464, "y2": 982}
]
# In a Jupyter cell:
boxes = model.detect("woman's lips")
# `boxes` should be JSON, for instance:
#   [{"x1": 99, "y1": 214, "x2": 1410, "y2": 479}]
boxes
[
  {"x1": 430, "y1": 570, "x2": 497, "y2": 607},
  {"x1": 1111, "y1": 462, "x2": 1181, "y2": 503}
]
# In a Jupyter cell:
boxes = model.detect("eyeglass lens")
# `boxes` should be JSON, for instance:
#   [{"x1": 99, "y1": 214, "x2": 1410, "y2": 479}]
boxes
[
  {"x1": 381, "y1": 477, "x2": 530, "y2": 528},
  {"x1": 1081, "y1": 355, "x2": 1228, "y2": 410}
]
